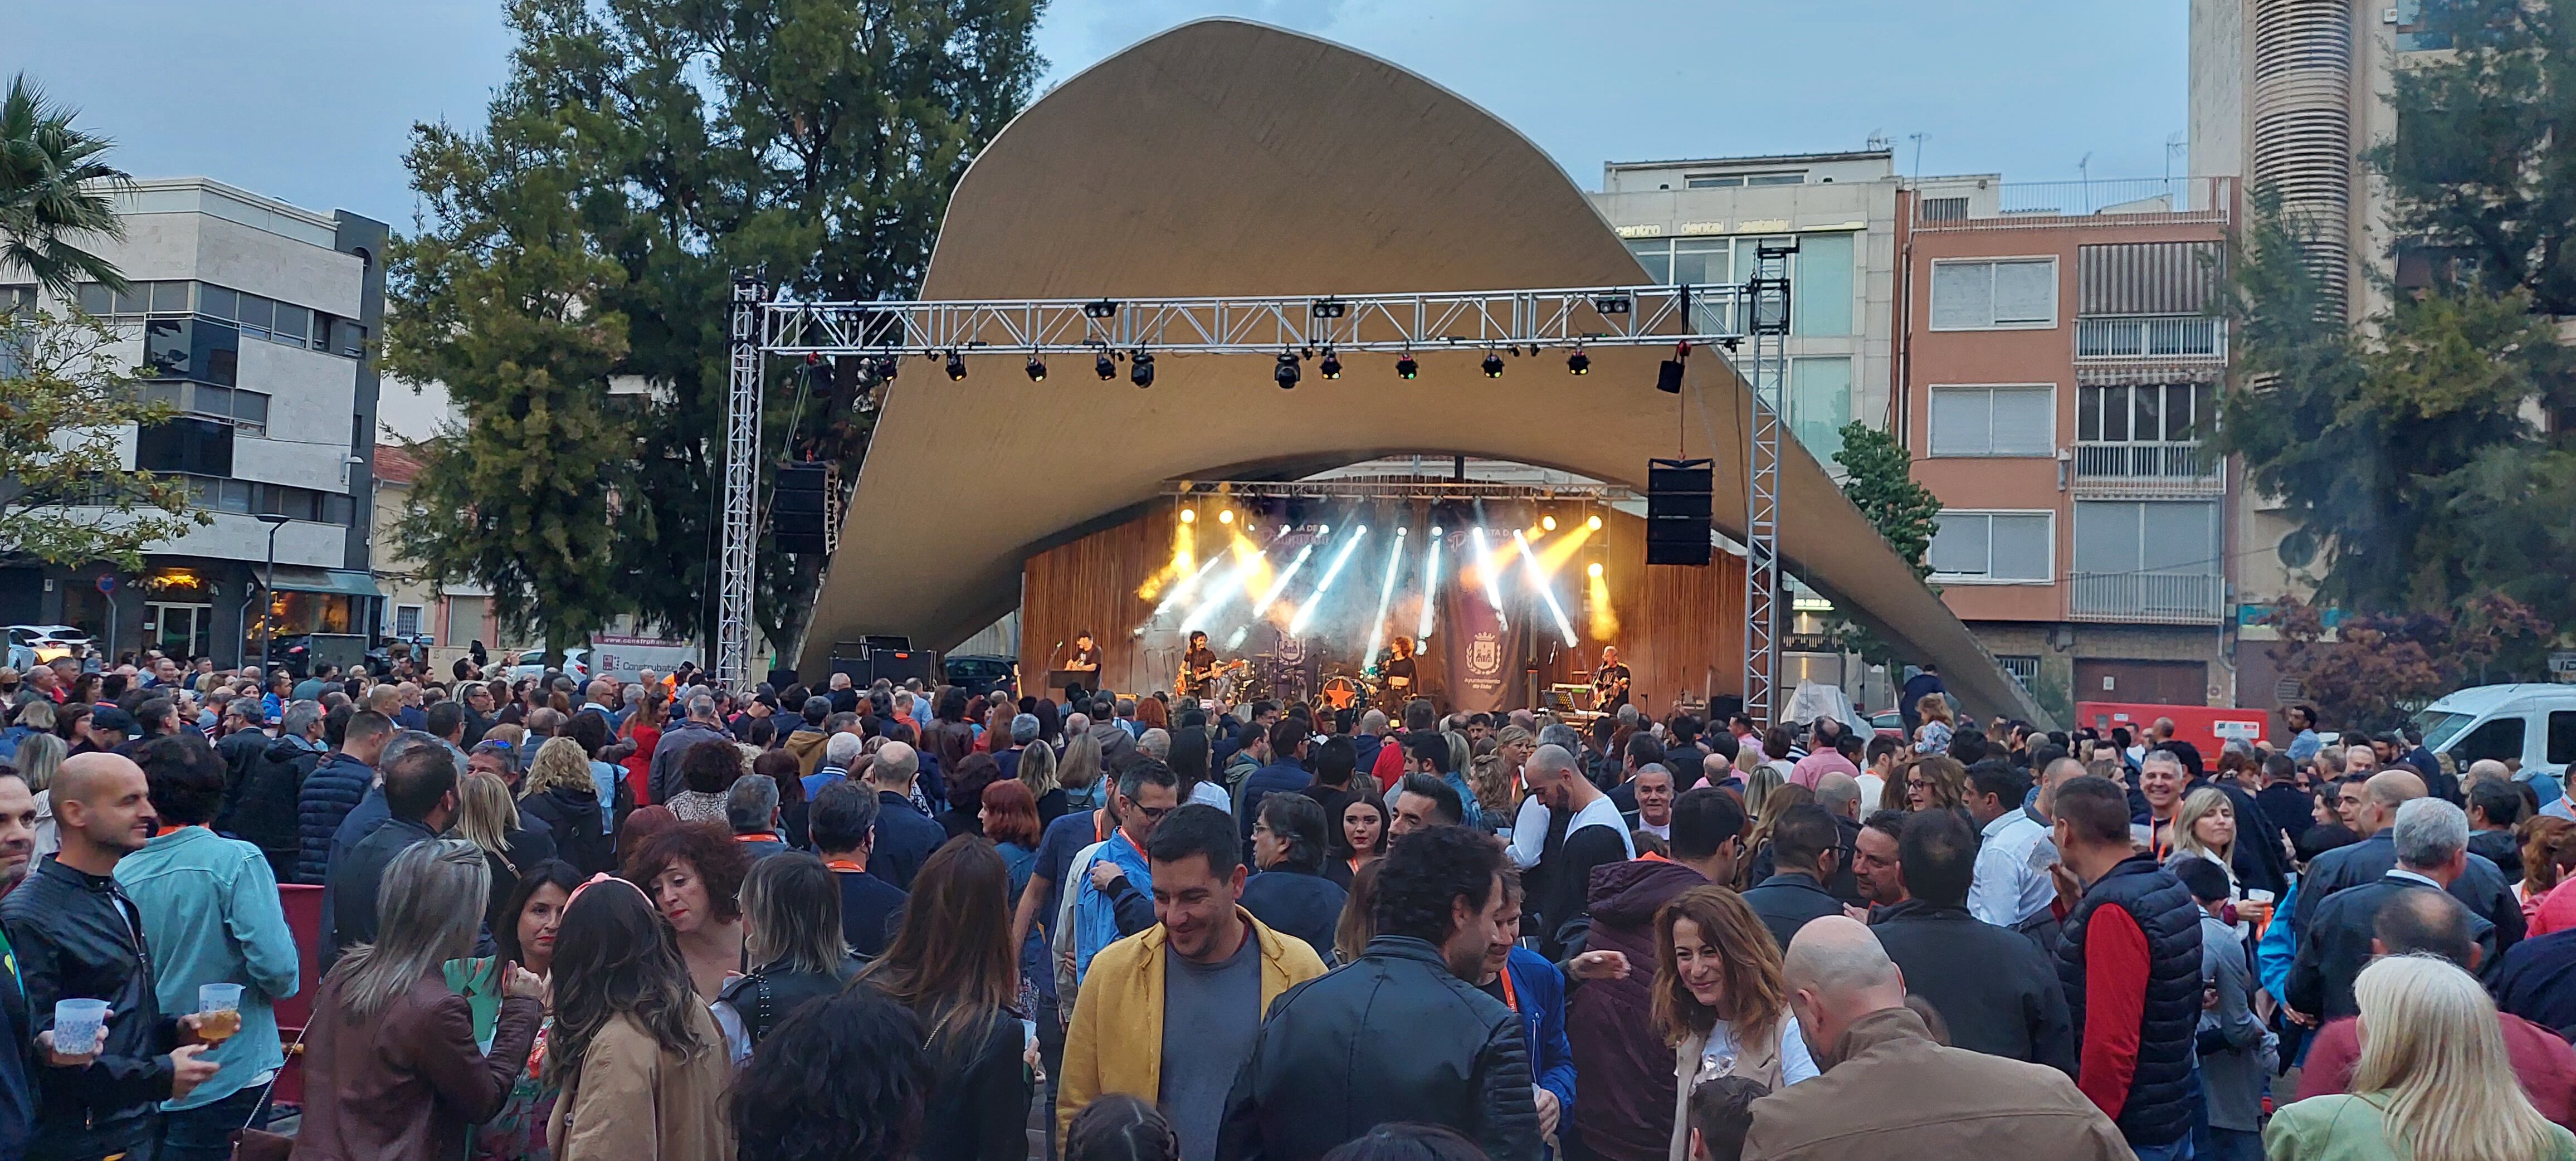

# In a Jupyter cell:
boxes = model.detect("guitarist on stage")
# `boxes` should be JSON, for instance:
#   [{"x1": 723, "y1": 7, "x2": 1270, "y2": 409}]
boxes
[
  {"x1": 1178, "y1": 631, "x2": 1223, "y2": 695},
  {"x1": 1592, "y1": 645, "x2": 1632, "y2": 711}
]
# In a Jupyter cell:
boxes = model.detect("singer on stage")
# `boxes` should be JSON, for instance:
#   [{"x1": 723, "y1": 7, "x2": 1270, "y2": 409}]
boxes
[
  {"x1": 1592, "y1": 645, "x2": 1632, "y2": 711},
  {"x1": 1062, "y1": 631, "x2": 1101, "y2": 674}
]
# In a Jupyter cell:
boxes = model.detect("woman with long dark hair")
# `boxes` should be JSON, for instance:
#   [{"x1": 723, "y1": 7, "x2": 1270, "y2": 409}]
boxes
[
  {"x1": 1331, "y1": 794, "x2": 1389, "y2": 890},
  {"x1": 1168, "y1": 726, "x2": 1226, "y2": 811},
  {"x1": 714, "y1": 853, "x2": 860, "y2": 1054},
  {"x1": 1655, "y1": 885, "x2": 1816, "y2": 1158},
  {"x1": 940, "y1": 752, "x2": 1004, "y2": 841},
  {"x1": 546, "y1": 876, "x2": 731, "y2": 1161},
  {"x1": 853, "y1": 838, "x2": 1031, "y2": 1161},
  {"x1": 295, "y1": 840, "x2": 545, "y2": 1160},
  {"x1": 733, "y1": 989, "x2": 932, "y2": 1161},
  {"x1": 470, "y1": 859, "x2": 586, "y2": 1161}
]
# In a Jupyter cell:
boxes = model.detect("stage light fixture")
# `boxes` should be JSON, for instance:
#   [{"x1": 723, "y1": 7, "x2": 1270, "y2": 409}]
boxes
[
  {"x1": 1179, "y1": 508, "x2": 1197, "y2": 524},
  {"x1": 1541, "y1": 514, "x2": 1558, "y2": 532},
  {"x1": 1275, "y1": 352, "x2": 1301, "y2": 389},
  {"x1": 873, "y1": 355, "x2": 900, "y2": 382},
  {"x1": 1481, "y1": 352, "x2": 1505, "y2": 378},
  {"x1": 1131, "y1": 351, "x2": 1155, "y2": 388},
  {"x1": 1217, "y1": 510, "x2": 1234, "y2": 525},
  {"x1": 1320, "y1": 349, "x2": 1342, "y2": 379},
  {"x1": 1095, "y1": 351, "x2": 1117, "y2": 381},
  {"x1": 1025, "y1": 355, "x2": 1047, "y2": 382},
  {"x1": 1567, "y1": 349, "x2": 1590, "y2": 375},
  {"x1": 945, "y1": 350, "x2": 967, "y2": 381},
  {"x1": 1587, "y1": 514, "x2": 1603, "y2": 531},
  {"x1": 1083, "y1": 299, "x2": 1119, "y2": 319},
  {"x1": 1588, "y1": 562, "x2": 1604, "y2": 578},
  {"x1": 1431, "y1": 526, "x2": 1444, "y2": 537},
  {"x1": 1396, "y1": 354, "x2": 1418, "y2": 379},
  {"x1": 1317, "y1": 524, "x2": 1331, "y2": 536}
]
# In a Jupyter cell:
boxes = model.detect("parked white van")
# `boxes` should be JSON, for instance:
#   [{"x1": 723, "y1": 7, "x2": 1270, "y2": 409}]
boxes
[{"x1": 2412, "y1": 684, "x2": 2576, "y2": 780}]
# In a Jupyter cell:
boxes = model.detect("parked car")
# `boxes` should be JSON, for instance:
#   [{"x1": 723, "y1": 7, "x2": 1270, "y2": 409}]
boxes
[
  {"x1": 943, "y1": 654, "x2": 1017, "y2": 701},
  {"x1": 1868, "y1": 709, "x2": 1905, "y2": 739},
  {"x1": 6, "y1": 625, "x2": 91, "y2": 670},
  {"x1": 2413, "y1": 684, "x2": 2576, "y2": 782},
  {"x1": 266, "y1": 633, "x2": 384, "y2": 680}
]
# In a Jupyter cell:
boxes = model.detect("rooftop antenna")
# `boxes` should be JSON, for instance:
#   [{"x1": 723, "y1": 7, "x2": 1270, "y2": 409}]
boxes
[
  {"x1": 2077, "y1": 151, "x2": 2093, "y2": 211},
  {"x1": 1906, "y1": 132, "x2": 1928, "y2": 180}
]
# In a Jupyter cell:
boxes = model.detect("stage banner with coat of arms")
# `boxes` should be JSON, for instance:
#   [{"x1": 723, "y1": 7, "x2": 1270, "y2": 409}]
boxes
[{"x1": 1438, "y1": 579, "x2": 1525, "y2": 715}]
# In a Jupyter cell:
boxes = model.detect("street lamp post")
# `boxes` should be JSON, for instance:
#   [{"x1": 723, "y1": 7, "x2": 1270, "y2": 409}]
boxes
[{"x1": 255, "y1": 514, "x2": 291, "y2": 677}]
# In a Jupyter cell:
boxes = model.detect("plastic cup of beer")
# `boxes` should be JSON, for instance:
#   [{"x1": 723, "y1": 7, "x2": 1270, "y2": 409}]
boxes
[
  {"x1": 197, "y1": 983, "x2": 244, "y2": 1045},
  {"x1": 53, "y1": 998, "x2": 109, "y2": 1054}
]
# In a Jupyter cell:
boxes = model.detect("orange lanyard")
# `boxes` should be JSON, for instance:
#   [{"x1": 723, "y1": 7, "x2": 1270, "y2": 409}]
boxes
[
  {"x1": 824, "y1": 860, "x2": 864, "y2": 874},
  {"x1": 1496, "y1": 967, "x2": 1519, "y2": 1013}
]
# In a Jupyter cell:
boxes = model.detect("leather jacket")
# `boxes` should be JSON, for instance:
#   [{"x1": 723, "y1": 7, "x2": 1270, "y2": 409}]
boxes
[
  {"x1": 0, "y1": 857, "x2": 178, "y2": 1155},
  {"x1": 1218, "y1": 935, "x2": 1539, "y2": 1161}
]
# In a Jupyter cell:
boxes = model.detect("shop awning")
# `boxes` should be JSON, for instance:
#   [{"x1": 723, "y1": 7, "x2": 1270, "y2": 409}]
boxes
[{"x1": 266, "y1": 567, "x2": 383, "y2": 599}]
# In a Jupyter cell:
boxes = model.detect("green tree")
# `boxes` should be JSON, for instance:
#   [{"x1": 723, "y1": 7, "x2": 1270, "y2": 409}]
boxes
[
  {"x1": 383, "y1": 106, "x2": 634, "y2": 651},
  {"x1": 0, "y1": 74, "x2": 130, "y2": 295},
  {"x1": 0, "y1": 309, "x2": 206, "y2": 567},
  {"x1": 392, "y1": 0, "x2": 1043, "y2": 658},
  {"x1": 2222, "y1": 0, "x2": 2576, "y2": 643},
  {"x1": 1824, "y1": 418, "x2": 1944, "y2": 667},
  {"x1": 1832, "y1": 419, "x2": 1941, "y2": 579}
]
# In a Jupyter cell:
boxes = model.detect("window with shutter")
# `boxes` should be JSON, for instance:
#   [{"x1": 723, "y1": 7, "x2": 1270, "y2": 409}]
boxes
[
  {"x1": 1930, "y1": 511, "x2": 2054, "y2": 583},
  {"x1": 1929, "y1": 386, "x2": 2056, "y2": 456},
  {"x1": 1929, "y1": 258, "x2": 2058, "y2": 329}
]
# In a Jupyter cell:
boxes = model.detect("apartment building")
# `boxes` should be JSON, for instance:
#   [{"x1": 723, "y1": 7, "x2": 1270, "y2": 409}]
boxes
[
  {"x1": 1589, "y1": 150, "x2": 1896, "y2": 468},
  {"x1": 2189, "y1": 0, "x2": 2451, "y2": 706},
  {"x1": 1899, "y1": 176, "x2": 2241, "y2": 714},
  {"x1": 370, "y1": 442, "x2": 497, "y2": 663},
  {"x1": 0, "y1": 178, "x2": 387, "y2": 667}
]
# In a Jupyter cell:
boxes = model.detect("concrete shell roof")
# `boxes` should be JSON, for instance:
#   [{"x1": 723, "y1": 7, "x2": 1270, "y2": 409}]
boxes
[{"x1": 799, "y1": 18, "x2": 2046, "y2": 727}]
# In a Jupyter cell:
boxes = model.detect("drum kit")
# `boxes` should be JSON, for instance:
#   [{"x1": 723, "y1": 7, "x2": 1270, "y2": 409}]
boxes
[{"x1": 1192, "y1": 650, "x2": 1391, "y2": 718}]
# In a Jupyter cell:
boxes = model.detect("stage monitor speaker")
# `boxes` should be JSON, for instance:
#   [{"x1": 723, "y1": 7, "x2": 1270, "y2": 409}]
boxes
[
  {"x1": 772, "y1": 463, "x2": 831, "y2": 555},
  {"x1": 1646, "y1": 457, "x2": 1714, "y2": 566},
  {"x1": 1707, "y1": 694, "x2": 1745, "y2": 723},
  {"x1": 869, "y1": 648, "x2": 939, "y2": 688}
]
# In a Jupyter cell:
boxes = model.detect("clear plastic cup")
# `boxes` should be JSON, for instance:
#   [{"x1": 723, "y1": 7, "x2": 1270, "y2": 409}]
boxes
[
  {"x1": 198, "y1": 983, "x2": 244, "y2": 1044},
  {"x1": 52, "y1": 998, "x2": 109, "y2": 1053}
]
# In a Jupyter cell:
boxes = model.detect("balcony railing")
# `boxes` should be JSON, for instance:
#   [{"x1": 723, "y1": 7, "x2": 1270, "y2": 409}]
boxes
[
  {"x1": 2076, "y1": 316, "x2": 2226, "y2": 362},
  {"x1": 2071, "y1": 441, "x2": 2223, "y2": 492},
  {"x1": 1912, "y1": 175, "x2": 2236, "y2": 230},
  {"x1": 2068, "y1": 572, "x2": 2227, "y2": 625}
]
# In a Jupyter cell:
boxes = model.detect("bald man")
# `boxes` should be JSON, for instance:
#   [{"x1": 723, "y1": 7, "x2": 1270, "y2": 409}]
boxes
[
  {"x1": 0, "y1": 754, "x2": 219, "y2": 1158},
  {"x1": 1741, "y1": 918, "x2": 2127, "y2": 1160},
  {"x1": 2295, "y1": 767, "x2": 2524, "y2": 958}
]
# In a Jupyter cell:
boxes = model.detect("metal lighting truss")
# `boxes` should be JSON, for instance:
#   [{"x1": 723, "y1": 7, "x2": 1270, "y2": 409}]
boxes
[
  {"x1": 717, "y1": 277, "x2": 764, "y2": 692},
  {"x1": 758, "y1": 283, "x2": 1750, "y2": 356},
  {"x1": 1740, "y1": 245, "x2": 1796, "y2": 728},
  {"x1": 718, "y1": 280, "x2": 1783, "y2": 697}
]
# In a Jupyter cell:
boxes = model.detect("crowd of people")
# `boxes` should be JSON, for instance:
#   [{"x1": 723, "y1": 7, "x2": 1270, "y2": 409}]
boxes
[{"x1": 2, "y1": 647, "x2": 2576, "y2": 1161}]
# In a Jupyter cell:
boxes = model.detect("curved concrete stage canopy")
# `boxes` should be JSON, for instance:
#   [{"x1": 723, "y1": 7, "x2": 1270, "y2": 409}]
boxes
[{"x1": 798, "y1": 18, "x2": 2047, "y2": 726}]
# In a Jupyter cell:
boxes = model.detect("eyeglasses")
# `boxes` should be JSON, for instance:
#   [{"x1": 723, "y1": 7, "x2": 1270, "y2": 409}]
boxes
[{"x1": 1132, "y1": 804, "x2": 1175, "y2": 820}]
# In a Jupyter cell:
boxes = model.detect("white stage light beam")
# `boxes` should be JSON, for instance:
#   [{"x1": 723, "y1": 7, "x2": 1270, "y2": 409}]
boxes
[
  {"x1": 1180, "y1": 548, "x2": 1262, "y2": 635},
  {"x1": 1290, "y1": 526, "x2": 1369, "y2": 637},
  {"x1": 1152, "y1": 551, "x2": 1229, "y2": 618},
  {"x1": 1250, "y1": 543, "x2": 1315, "y2": 619},
  {"x1": 1364, "y1": 528, "x2": 1406, "y2": 671},
  {"x1": 1513, "y1": 529, "x2": 1579, "y2": 647},
  {"x1": 1468, "y1": 527, "x2": 1509, "y2": 630},
  {"x1": 1414, "y1": 532, "x2": 1443, "y2": 646}
]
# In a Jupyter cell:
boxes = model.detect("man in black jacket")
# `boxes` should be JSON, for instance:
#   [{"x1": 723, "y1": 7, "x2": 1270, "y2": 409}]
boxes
[
  {"x1": 0, "y1": 753, "x2": 219, "y2": 1160},
  {"x1": 1219, "y1": 825, "x2": 1540, "y2": 1161},
  {"x1": 1741, "y1": 805, "x2": 1846, "y2": 950},
  {"x1": 2288, "y1": 798, "x2": 2494, "y2": 1023},
  {"x1": 325, "y1": 742, "x2": 460, "y2": 965},
  {"x1": 1868, "y1": 808, "x2": 2075, "y2": 1074},
  {"x1": 2295, "y1": 769, "x2": 2522, "y2": 959}
]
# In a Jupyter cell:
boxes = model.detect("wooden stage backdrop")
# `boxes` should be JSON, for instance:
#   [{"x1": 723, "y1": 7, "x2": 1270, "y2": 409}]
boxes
[{"x1": 1017, "y1": 506, "x2": 1746, "y2": 718}]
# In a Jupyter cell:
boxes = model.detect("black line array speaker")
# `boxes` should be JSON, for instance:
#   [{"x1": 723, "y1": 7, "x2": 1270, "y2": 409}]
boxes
[
  {"x1": 1646, "y1": 457, "x2": 1714, "y2": 566},
  {"x1": 772, "y1": 463, "x2": 831, "y2": 555}
]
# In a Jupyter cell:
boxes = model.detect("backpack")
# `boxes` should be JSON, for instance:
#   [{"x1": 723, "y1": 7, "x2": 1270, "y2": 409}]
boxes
[{"x1": 1051, "y1": 837, "x2": 1111, "y2": 1023}]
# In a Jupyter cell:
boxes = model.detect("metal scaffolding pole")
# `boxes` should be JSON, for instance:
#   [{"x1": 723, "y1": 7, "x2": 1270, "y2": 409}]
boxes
[
  {"x1": 1741, "y1": 244, "x2": 1795, "y2": 728},
  {"x1": 717, "y1": 276, "x2": 764, "y2": 692}
]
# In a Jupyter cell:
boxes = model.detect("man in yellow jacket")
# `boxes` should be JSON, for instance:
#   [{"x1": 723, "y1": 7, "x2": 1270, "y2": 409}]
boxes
[{"x1": 1057, "y1": 803, "x2": 1327, "y2": 1159}]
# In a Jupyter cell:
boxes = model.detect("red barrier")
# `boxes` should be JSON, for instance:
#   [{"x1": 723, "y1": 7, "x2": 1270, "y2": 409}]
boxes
[{"x1": 273, "y1": 884, "x2": 325, "y2": 1104}]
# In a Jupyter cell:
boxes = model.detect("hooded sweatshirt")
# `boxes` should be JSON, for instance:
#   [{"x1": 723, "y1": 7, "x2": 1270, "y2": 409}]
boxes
[
  {"x1": 784, "y1": 725, "x2": 831, "y2": 779},
  {"x1": 1567, "y1": 856, "x2": 1709, "y2": 1161}
]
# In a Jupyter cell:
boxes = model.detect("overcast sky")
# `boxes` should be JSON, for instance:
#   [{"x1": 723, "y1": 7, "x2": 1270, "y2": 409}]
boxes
[{"x1": 4, "y1": 1, "x2": 2188, "y2": 228}]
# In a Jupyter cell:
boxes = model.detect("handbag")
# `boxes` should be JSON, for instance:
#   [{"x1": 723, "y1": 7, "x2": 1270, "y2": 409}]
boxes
[{"x1": 230, "y1": 1021, "x2": 310, "y2": 1161}]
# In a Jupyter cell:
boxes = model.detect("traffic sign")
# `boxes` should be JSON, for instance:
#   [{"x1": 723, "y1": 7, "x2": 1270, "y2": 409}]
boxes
[{"x1": 95, "y1": 575, "x2": 117, "y2": 595}]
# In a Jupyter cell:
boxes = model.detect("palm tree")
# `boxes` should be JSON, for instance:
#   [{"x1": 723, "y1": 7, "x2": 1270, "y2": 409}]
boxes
[{"x1": 0, "y1": 72, "x2": 129, "y2": 295}]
